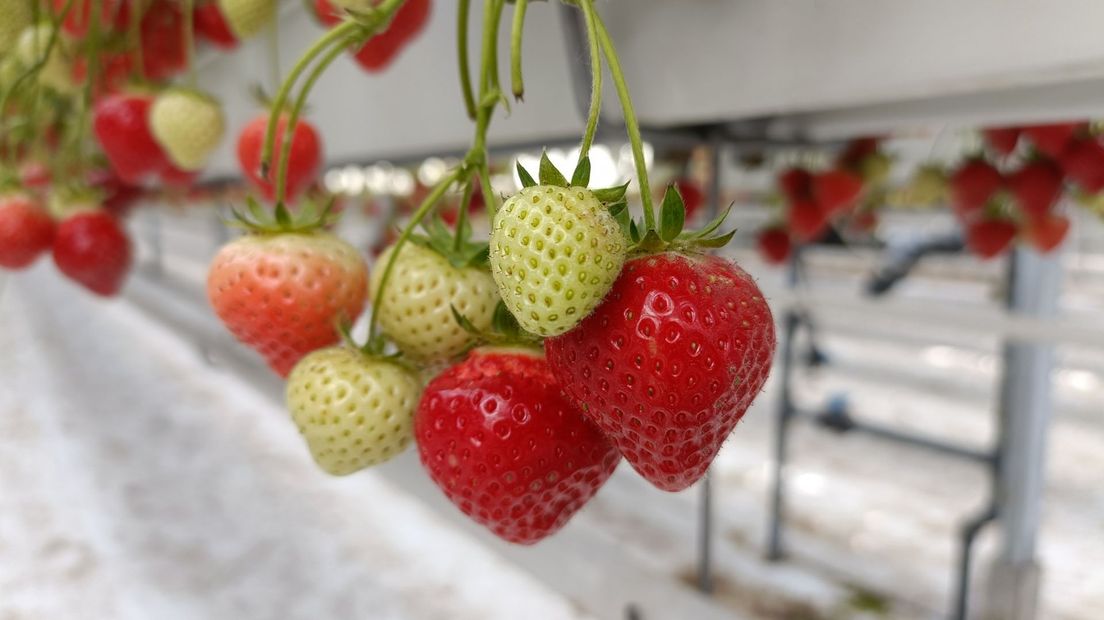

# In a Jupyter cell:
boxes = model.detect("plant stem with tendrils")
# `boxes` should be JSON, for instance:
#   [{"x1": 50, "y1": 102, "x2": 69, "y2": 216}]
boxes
[
  {"x1": 509, "y1": 0, "x2": 527, "y2": 100},
  {"x1": 576, "y1": 0, "x2": 602, "y2": 163},
  {"x1": 456, "y1": 0, "x2": 476, "y2": 119}
]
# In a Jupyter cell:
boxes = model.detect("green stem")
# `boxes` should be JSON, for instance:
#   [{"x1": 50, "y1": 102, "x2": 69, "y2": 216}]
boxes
[
  {"x1": 183, "y1": 0, "x2": 197, "y2": 88},
  {"x1": 260, "y1": 20, "x2": 362, "y2": 177},
  {"x1": 267, "y1": 15, "x2": 281, "y2": 94},
  {"x1": 509, "y1": 0, "x2": 527, "y2": 100},
  {"x1": 469, "y1": 0, "x2": 504, "y2": 220},
  {"x1": 274, "y1": 33, "x2": 351, "y2": 204},
  {"x1": 452, "y1": 179, "x2": 474, "y2": 252},
  {"x1": 456, "y1": 0, "x2": 476, "y2": 119},
  {"x1": 591, "y1": 4, "x2": 655, "y2": 229},
  {"x1": 577, "y1": 0, "x2": 601, "y2": 162},
  {"x1": 75, "y1": 0, "x2": 104, "y2": 171},
  {"x1": 367, "y1": 168, "x2": 464, "y2": 349}
]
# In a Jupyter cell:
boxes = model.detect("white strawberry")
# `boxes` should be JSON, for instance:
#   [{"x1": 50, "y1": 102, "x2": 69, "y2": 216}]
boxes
[
  {"x1": 150, "y1": 89, "x2": 226, "y2": 171},
  {"x1": 217, "y1": 0, "x2": 276, "y2": 39}
]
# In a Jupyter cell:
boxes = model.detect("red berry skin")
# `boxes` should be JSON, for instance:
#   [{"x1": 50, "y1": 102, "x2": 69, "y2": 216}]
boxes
[
  {"x1": 983, "y1": 126, "x2": 1021, "y2": 156},
  {"x1": 949, "y1": 159, "x2": 1003, "y2": 217},
  {"x1": 415, "y1": 349, "x2": 619, "y2": 544},
  {"x1": 352, "y1": 0, "x2": 431, "y2": 72},
  {"x1": 313, "y1": 0, "x2": 341, "y2": 26},
  {"x1": 88, "y1": 169, "x2": 144, "y2": 219},
  {"x1": 1007, "y1": 160, "x2": 1063, "y2": 220},
  {"x1": 756, "y1": 227, "x2": 792, "y2": 265},
  {"x1": 835, "y1": 137, "x2": 880, "y2": 168},
  {"x1": 674, "y1": 179, "x2": 705, "y2": 221},
  {"x1": 965, "y1": 218, "x2": 1017, "y2": 260},
  {"x1": 237, "y1": 114, "x2": 323, "y2": 202},
  {"x1": 93, "y1": 93, "x2": 170, "y2": 185},
  {"x1": 52, "y1": 0, "x2": 130, "y2": 38},
  {"x1": 194, "y1": 2, "x2": 239, "y2": 49},
  {"x1": 812, "y1": 170, "x2": 864, "y2": 216},
  {"x1": 546, "y1": 253, "x2": 776, "y2": 492},
  {"x1": 72, "y1": 52, "x2": 132, "y2": 98},
  {"x1": 139, "y1": 0, "x2": 188, "y2": 81},
  {"x1": 19, "y1": 162, "x2": 51, "y2": 191},
  {"x1": 787, "y1": 198, "x2": 828, "y2": 242},
  {"x1": 1023, "y1": 214, "x2": 1070, "y2": 254},
  {"x1": 778, "y1": 167, "x2": 812, "y2": 203},
  {"x1": 1060, "y1": 138, "x2": 1104, "y2": 194},
  {"x1": 1023, "y1": 122, "x2": 1083, "y2": 159},
  {"x1": 160, "y1": 164, "x2": 199, "y2": 188},
  {"x1": 52, "y1": 212, "x2": 132, "y2": 296},
  {"x1": 0, "y1": 195, "x2": 55, "y2": 269}
]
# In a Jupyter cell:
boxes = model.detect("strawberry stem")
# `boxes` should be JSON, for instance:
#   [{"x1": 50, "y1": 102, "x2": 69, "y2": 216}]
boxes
[
  {"x1": 468, "y1": 0, "x2": 506, "y2": 220},
  {"x1": 509, "y1": 0, "x2": 527, "y2": 101},
  {"x1": 456, "y1": 0, "x2": 476, "y2": 119},
  {"x1": 588, "y1": 2, "x2": 655, "y2": 230},
  {"x1": 183, "y1": 0, "x2": 197, "y2": 88},
  {"x1": 366, "y1": 168, "x2": 465, "y2": 352},
  {"x1": 576, "y1": 0, "x2": 601, "y2": 164}
]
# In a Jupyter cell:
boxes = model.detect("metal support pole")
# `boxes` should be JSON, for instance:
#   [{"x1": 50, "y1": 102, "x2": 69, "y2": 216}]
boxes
[
  {"x1": 766, "y1": 254, "x2": 801, "y2": 561},
  {"x1": 981, "y1": 248, "x2": 1062, "y2": 620},
  {"x1": 145, "y1": 209, "x2": 164, "y2": 278}
]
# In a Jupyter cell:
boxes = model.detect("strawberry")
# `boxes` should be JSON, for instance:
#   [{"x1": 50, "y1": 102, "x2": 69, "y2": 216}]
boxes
[
  {"x1": 1007, "y1": 160, "x2": 1063, "y2": 220},
  {"x1": 217, "y1": 0, "x2": 275, "y2": 40},
  {"x1": 949, "y1": 158, "x2": 1002, "y2": 218},
  {"x1": 674, "y1": 179, "x2": 704, "y2": 221},
  {"x1": 313, "y1": 0, "x2": 341, "y2": 27},
  {"x1": 14, "y1": 23, "x2": 75, "y2": 93},
  {"x1": 983, "y1": 126, "x2": 1021, "y2": 156},
  {"x1": 777, "y1": 167, "x2": 812, "y2": 203},
  {"x1": 207, "y1": 227, "x2": 368, "y2": 377},
  {"x1": 545, "y1": 252, "x2": 776, "y2": 492},
  {"x1": 159, "y1": 164, "x2": 200, "y2": 188},
  {"x1": 350, "y1": 0, "x2": 431, "y2": 72},
  {"x1": 286, "y1": 346, "x2": 420, "y2": 475},
  {"x1": 18, "y1": 162, "x2": 51, "y2": 190},
  {"x1": 415, "y1": 347, "x2": 619, "y2": 544},
  {"x1": 490, "y1": 184, "x2": 627, "y2": 337},
  {"x1": 835, "y1": 137, "x2": 880, "y2": 169},
  {"x1": 1023, "y1": 213, "x2": 1070, "y2": 254},
  {"x1": 150, "y1": 89, "x2": 226, "y2": 172},
  {"x1": 237, "y1": 113, "x2": 322, "y2": 202},
  {"x1": 72, "y1": 51, "x2": 133, "y2": 98},
  {"x1": 93, "y1": 93, "x2": 170, "y2": 184},
  {"x1": 812, "y1": 169, "x2": 864, "y2": 216},
  {"x1": 51, "y1": 0, "x2": 129, "y2": 38},
  {"x1": 1060, "y1": 137, "x2": 1104, "y2": 194},
  {"x1": 756, "y1": 227, "x2": 792, "y2": 265},
  {"x1": 52, "y1": 210, "x2": 132, "y2": 296},
  {"x1": 139, "y1": 0, "x2": 187, "y2": 81},
  {"x1": 1023, "y1": 122, "x2": 1083, "y2": 159},
  {"x1": 965, "y1": 218, "x2": 1017, "y2": 260},
  {"x1": 787, "y1": 198, "x2": 828, "y2": 242},
  {"x1": 194, "y1": 1, "x2": 239, "y2": 49},
  {"x1": 0, "y1": 194, "x2": 54, "y2": 269},
  {"x1": 0, "y1": 0, "x2": 32, "y2": 55},
  {"x1": 88, "y1": 169, "x2": 143, "y2": 218},
  {"x1": 369, "y1": 242, "x2": 498, "y2": 362}
]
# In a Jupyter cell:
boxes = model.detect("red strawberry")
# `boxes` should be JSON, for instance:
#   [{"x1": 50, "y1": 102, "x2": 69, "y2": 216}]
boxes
[
  {"x1": 194, "y1": 1, "x2": 239, "y2": 49},
  {"x1": 351, "y1": 0, "x2": 431, "y2": 72},
  {"x1": 139, "y1": 0, "x2": 188, "y2": 81},
  {"x1": 982, "y1": 126, "x2": 1021, "y2": 156},
  {"x1": 71, "y1": 52, "x2": 133, "y2": 98},
  {"x1": 313, "y1": 0, "x2": 341, "y2": 26},
  {"x1": 965, "y1": 218, "x2": 1017, "y2": 260},
  {"x1": 88, "y1": 169, "x2": 143, "y2": 218},
  {"x1": 546, "y1": 253, "x2": 776, "y2": 492},
  {"x1": 756, "y1": 227, "x2": 791, "y2": 265},
  {"x1": 835, "y1": 137, "x2": 880, "y2": 168},
  {"x1": 237, "y1": 114, "x2": 322, "y2": 202},
  {"x1": 19, "y1": 162, "x2": 51, "y2": 190},
  {"x1": 1023, "y1": 214, "x2": 1070, "y2": 254},
  {"x1": 949, "y1": 159, "x2": 1002, "y2": 218},
  {"x1": 207, "y1": 230, "x2": 368, "y2": 376},
  {"x1": 0, "y1": 194, "x2": 55, "y2": 269},
  {"x1": 159, "y1": 164, "x2": 199, "y2": 189},
  {"x1": 812, "y1": 169, "x2": 863, "y2": 216},
  {"x1": 52, "y1": 0, "x2": 130, "y2": 38},
  {"x1": 1023, "y1": 122, "x2": 1083, "y2": 159},
  {"x1": 1007, "y1": 160, "x2": 1063, "y2": 220},
  {"x1": 53, "y1": 211, "x2": 132, "y2": 296},
  {"x1": 415, "y1": 348, "x2": 619, "y2": 544},
  {"x1": 777, "y1": 167, "x2": 811, "y2": 202},
  {"x1": 1060, "y1": 137, "x2": 1104, "y2": 194},
  {"x1": 93, "y1": 93, "x2": 170, "y2": 184},
  {"x1": 674, "y1": 179, "x2": 704, "y2": 221},
  {"x1": 787, "y1": 198, "x2": 828, "y2": 242}
]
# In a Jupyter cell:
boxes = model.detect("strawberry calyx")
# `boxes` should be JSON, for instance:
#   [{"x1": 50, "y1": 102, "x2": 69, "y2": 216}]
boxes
[
  {"x1": 227, "y1": 196, "x2": 337, "y2": 233},
  {"x1": 335, "y1": 319, "x2": 421, "y2": 372},
  {"x1": 411, "y1": 209, "x2": 489, "y2": 270},
  {"x1": 451, "y1": 301, "x2": 542, "y2": 351}
]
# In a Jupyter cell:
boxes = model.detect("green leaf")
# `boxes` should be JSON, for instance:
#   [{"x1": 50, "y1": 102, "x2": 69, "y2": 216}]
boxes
[
  {"x1": 462, "y1": 243, "x2": 490, "y2": 268},
  {"x1": 450, "y1": 305, "x2": 482, "y2": 335},
  {"x1": 688, "y1": 202, "x2": 733, "y2": 239},
  {"x1": 516, "y1": 161, "x2": 537, "y2": 188},
  {"x1": 607, "y1": 200, "x2": 627, "y2": 218},
  {"x1": 571, "y1": 156, "x2": 591, "y2": 187},
  {"x1": 611, "y1": 203, "x2": 632, "y2": 239},
  {"x1": 538, "y1": 151, "x2": 568, "y2": 187},
  {"x1": 492, "y1": 302, "x2": 521, "y2": 339},
  {"x1": 592, "y1": 181, "x2": 629, "y2": 203},
  {"x1": 274, "y1": 203, "x2": 292, "y2": 229},
  {"x1": 629, "y1": 218, "x2": 641, "y2": 244},
  {"x1": 658, "y1": 185, "x2": 686, "y2": 242},
  {"x1": 695, "y1": 229, "x2": 737, "y2": 249}
]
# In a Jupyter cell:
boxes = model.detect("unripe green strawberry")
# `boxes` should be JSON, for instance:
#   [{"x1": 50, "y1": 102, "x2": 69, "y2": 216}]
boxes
[
  {"x1": 370, "y1": 242, "x2": 498, "y2": 362},
  {"x1": 217, "y1": 0, "x2": 275, "y2": 40},
  {"x1": 0, "y1": 0, "x2": 32, "y2": 55},
  {"x1": 150, "y1": 89, "x2": 225, "y2": 171},
  {"x1": 286, "y1": 347, "x2": 420, "y2": 475},
  {"x1": 14, "y1": 23, "x2": 74, "y2": 92},
  {"x1": 490, "y1": 185, "x2": 627, "y2": 337}
]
